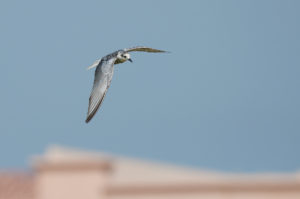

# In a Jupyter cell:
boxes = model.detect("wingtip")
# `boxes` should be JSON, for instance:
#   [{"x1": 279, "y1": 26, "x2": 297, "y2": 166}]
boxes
[
  {"x1": 86, "y1": 59, "x2": 101, "y2": 70},
  {"x1": 153, "y1": 49, "x2": 171, "y2": 53},
  {"x1": 85, "y1": 114, "x2": 93, "y2": 123},
  {"x1": 151, "y1": 49, "x2": 170, "y2": 53},
  {"x1": 85, "y1": 114, "x2": 92, "y2": 123},
  {"x1": 86, "y1": 65, "x2": 95, "y2": 70}
]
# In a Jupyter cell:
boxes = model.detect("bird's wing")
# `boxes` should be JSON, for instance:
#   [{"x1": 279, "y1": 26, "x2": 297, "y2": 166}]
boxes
[
  {"x1": 124, "y1": 46, "x2": 167, "y2": 53},
  {"x1": 86, "y1": 57, "x2": 117, "y2": 123}
]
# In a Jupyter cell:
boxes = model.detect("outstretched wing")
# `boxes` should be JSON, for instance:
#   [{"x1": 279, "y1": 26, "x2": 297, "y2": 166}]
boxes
[
  {"x1": 124, "y1": 46, "x2": 167, "y2": 53},
  {"x1": 86, "y1": 57, "x2": 117, "y2": 123}
]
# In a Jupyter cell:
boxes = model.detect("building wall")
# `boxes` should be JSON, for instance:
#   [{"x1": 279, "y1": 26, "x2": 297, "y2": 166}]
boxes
[
  {"x1": 35, "y1": 165, "x2": 111, "y2": 199},
  {"x1": 105, "y1": 185, "x2": 300, "y2": 199},
  {"x1": 0, "y1": 173, "x2": 34, "y2": 199},
  {"x1": 107, "y1": 192, "x2": 300, "y2": 199}
]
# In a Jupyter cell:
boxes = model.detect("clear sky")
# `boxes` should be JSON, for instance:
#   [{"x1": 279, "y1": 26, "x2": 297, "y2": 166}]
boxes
[{"x1": 0, "y1": 0, "x2": 299, "y2": 172}]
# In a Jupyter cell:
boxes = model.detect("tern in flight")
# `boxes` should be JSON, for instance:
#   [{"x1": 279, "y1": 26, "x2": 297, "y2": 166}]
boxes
[{"x1": 85, "y1": 46, "x2": 167, "y2": 123}]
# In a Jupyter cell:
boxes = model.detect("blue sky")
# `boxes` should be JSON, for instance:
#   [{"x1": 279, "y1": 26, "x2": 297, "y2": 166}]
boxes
[{"x1": 0, "y1": 0, "x2": 299, "y2": 172}]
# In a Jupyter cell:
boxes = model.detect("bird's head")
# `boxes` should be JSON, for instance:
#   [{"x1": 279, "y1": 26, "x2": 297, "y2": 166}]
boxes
[{"x1": 117, "y1": 52, "x2": 133, "y2": 63}]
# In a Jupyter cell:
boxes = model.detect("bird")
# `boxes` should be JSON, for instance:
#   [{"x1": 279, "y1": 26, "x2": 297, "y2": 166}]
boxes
[{"x1": 85, "y1": 46, "x2": 167, "y2": 123}]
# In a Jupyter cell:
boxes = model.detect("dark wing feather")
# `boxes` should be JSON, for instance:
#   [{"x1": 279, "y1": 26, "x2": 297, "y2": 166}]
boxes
[
  {"x1": 124, "y1": 46, "x2": 167, "y2": 53},
  {"x1": 86, "y1": 57, "x2": 116, "y2": 123}
]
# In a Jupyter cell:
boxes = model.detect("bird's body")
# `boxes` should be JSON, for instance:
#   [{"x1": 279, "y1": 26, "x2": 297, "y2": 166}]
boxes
[{"x1": 85, "y1": 46, "x2": 167, "y2": 123}]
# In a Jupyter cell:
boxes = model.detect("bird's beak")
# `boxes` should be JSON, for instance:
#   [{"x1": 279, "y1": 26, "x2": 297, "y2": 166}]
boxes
[{"x1": 128, "y1": 58, "x2": 133, "y2": 63}]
